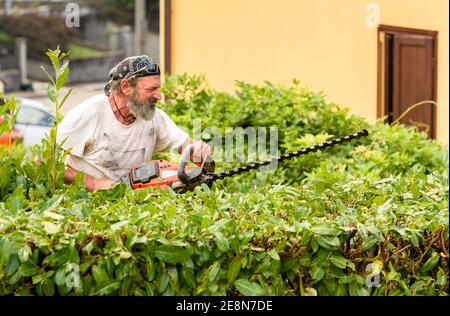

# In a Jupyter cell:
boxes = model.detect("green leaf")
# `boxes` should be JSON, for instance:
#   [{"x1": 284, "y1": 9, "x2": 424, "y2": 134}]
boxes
[
  {"x1": 156, "y1": 272, "x2": 170, "y2": 293},
  {"x1": 167, "y1": 266, "x2": 178, "y2": 286},
  {"x1": 335, "y1": 283, "x2": 347, "y2": 296},
  {"x1": 18, "y1": 245, "x2": 32, "y2": 263},
  {"x1": 19, "y1": 263, "x2": 38, "y2": 277},
  {"x1": 43, "y1": 211, "x2": 64, "y2": 221},
  {"x1": 361, "y1": 236, "x2": 380, "y2": 251},
  {"x1": 386, "y1": 262, "x2": 401, "y2": 282},
  {"x1": 56, "y1": 61, "x2": 70, "y2": 90},
  {"x1": 300, "y1": 230, "x2": 312, "y2": 246},
  {"x1": 145, "y1": 255, "x2": 155, "y2": 281},
  {"x1": 316, "y1": 235, "x2": 340, "y2": 249},
  {"x1": 32, "y1": 274, "x2": 45, "y2": 284},
  {"x1": 91, "y1": 265, "x2": 109, "y2": 284},
  {"x1": 330, "y1": 255, "x2": 347, "y2": 269},
  {"x1": 348, "y1": 282, "x2": 370, "y2": 296},
  {"x1": 45, "y1": 84, "x2": 56, "y2": 103},
  {"x1": 213, "y1": 231, "x2": 230, "y2": 252},
  {"x1": 42, "y1": 222, "x2": 60, "y2": 234},
  {"x1": 208, "y1": 262, "x2": 221, "y2": 283},
  {"x1": 311, "y1": 266, "x2": 325, "y2": 282},
  {"x1": 234, "y1": 279, "x2": 264, "y2": 296},
  {"x1": 43, "y1": 250, "x2": 68, "y2": 266},
  {"x1": 436, "y1": 268, "x2": 446, "y2": 287},
  {"x1": 227, "y1": 257, "x2": 241, "y2": 284},
  {"x1": 267, "y1": 249, "x2": 280, "y2": 261},
  {"x1": 41, "y1": 195, "x2": 64, "y2": 213},
  {"x1": 154, "y1": 245, "x2": 189, "y2": 264},
  {"x1": 181, "y1": 267, "x2": 196, "y2": 289},
  {"x1": 422, "y1": 252, "x2": 440, "y2": 272},
  {"x1": 54, "y1": 267, "x2": 66, "y2": 286},
  {"x1": 310, "y1": 223, "x2": 337, "y2": 235},
  {"x1": 60, "y1": 88, "x2": 73, "y2": 109},
  {"x1": 110, "y1": 220, "x2": 129, "y2": 231},
  {"x1": 43, "y1": 278, "x2": 55, "y2": 296},
  {"x1": 311, "y1": 237, "x2": 319, "y2": 252},
  {"x1": 68, "y1": 203, "x2": 85, "y2": 218},
  {"x1": 0, "y1": 238, "x2": 14, "y2": 268},
  {"x1": 46, "y1": 49, "x2": 60, "y2": 71},
  {"x1": 40, "y1": 66, "x2": 56, "y2": 85},
  {"x1": 5, "y1": 186, "x2": 27, "y2": 212},
  {"x1": 9, "y1": 271, "x2": 22, "y2": 285},
  {"x1": 95, "y1": 280, "x2": 120, "y2": 295},
  {"x1": 411, "y1": 280, "x2": 425, "y2": 292}
]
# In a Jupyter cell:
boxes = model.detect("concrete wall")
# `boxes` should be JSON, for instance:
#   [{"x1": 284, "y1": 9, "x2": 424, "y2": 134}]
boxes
[{"x1": 165, "y1": 0, "x2": 449, "y2": 143}]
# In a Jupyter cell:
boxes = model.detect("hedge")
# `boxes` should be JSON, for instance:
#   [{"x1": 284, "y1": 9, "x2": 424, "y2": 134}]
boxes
[{"x1": 0, "y1": 73, "x2": 448, "y2": 296}]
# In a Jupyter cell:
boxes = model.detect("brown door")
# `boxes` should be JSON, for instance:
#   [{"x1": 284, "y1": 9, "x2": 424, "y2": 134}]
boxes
[{"x1": 378, "y1": 26, "x2": 437, "y2": 138}]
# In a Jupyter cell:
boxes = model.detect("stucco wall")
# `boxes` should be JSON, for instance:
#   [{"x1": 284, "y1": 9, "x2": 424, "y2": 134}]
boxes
[{"x1": 164, "y1": 0, "x2": 449, "y2": 143}]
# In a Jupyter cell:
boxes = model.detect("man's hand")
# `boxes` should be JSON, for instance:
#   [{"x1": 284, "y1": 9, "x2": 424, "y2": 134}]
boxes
[
  {"x1": 191, "y1": 140, "x2": 212, "y2": 163},
  {"x1": 91, "y1": 178, "x2": 116, "y2": 192},
  {"x1": 178, "y1": 139, "x2": 212, "y2": 164}
]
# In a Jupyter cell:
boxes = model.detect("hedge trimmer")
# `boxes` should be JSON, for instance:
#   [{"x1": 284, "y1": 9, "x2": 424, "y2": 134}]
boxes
[{"x1": 119, "y1": 129, "x2": 369, "y2": 193}]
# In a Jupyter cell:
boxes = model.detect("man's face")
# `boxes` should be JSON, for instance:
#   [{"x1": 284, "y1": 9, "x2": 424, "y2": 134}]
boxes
[{"x1": 126, "y1": 76, "x2": 161, "y2": 120}]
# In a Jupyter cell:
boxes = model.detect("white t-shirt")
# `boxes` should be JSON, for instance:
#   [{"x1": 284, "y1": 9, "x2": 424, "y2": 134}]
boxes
[{"x1": 57, "y1": 94, "x2": 189, "y2": 181}]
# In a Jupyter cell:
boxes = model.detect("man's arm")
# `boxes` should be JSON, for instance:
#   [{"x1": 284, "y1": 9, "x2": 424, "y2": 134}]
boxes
[{"x1": 64, "y1": 165, "x2": 115, "y2": 192}]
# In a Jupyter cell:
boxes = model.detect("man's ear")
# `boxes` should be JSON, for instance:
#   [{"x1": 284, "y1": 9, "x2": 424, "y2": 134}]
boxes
[{"x1": 120, "y1": 80, "x2": 133, "y2": 96}]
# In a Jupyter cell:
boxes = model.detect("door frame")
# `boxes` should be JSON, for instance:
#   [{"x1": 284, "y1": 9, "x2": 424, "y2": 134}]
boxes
[{"x1": 377, "y1": 24, "x2": 438, "y2": 138}]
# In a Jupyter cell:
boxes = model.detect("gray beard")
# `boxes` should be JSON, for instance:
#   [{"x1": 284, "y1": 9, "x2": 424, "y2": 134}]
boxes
[{"x1": 127, "y1": 93, "x2": 156, "y2": 121}]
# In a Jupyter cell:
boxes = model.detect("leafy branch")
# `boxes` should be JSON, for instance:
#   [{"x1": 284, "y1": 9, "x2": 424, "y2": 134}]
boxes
[{"x1": 40, "y1": 46, "x2": 73, "y2": 191}]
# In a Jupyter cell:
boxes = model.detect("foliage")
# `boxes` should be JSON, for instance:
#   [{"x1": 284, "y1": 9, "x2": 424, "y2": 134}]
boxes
[
  {"x1": 80, "y1": 0, "x2": 160, "y2": 31},
  {"x1": 68, "y1": 43, "x2": 106, "y2": 60},
  {"x1": 0, "y1": 91, "x2": 19, "y2": 149},
  {"x1": 0, "y1": 71, "x2": 448, "y2": 296},
  {"x1": 0, "y1": 30, "x2": 13, "y2": 44}
]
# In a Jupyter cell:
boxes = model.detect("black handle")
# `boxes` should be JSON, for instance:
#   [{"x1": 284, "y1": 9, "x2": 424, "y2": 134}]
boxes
[
  {"x1": 177, "y1": 144, "x2": 194, "y2": 184},
  {"x1": 178, "y1": 144, "x2": 216, "y2": 184}
]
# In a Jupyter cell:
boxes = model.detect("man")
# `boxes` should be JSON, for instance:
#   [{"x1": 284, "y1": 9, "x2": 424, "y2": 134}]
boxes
[{"x1": 57, "y1": 55, "x2": 211, "y2": 192}]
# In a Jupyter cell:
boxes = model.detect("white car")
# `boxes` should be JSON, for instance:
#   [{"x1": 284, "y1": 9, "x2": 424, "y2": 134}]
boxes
[{"x1": 14, "y1": 97, "x2": 55, "y2": 146}]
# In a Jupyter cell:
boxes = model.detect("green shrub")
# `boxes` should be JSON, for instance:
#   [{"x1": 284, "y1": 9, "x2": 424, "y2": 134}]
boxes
[{"x1": 0, "y1": 72, "x2": 448, "y2": 296}]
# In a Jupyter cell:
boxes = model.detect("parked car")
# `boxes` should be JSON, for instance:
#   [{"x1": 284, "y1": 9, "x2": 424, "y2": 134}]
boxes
[
  {"x1": 14, "y1": 97, "x2": 55, "y2": 146},
  {"x1": 1, "y1": 97, "x2": 55, "y2": 147}
]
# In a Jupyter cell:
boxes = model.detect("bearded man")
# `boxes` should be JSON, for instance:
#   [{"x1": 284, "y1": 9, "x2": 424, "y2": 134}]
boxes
[{"x1": 57, "y1": 55, "x2": 211, "y2": 192}]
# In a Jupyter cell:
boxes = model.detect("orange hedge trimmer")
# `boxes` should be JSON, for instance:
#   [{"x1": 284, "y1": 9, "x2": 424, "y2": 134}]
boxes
[{"x1": 119, "y1": 129, "x2": 368, "y2": 193}]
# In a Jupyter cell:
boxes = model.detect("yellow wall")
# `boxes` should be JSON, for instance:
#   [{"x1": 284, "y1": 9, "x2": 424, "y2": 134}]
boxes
[{"x1": 164, "y1": 0, "x2": 449, "y2": 143}]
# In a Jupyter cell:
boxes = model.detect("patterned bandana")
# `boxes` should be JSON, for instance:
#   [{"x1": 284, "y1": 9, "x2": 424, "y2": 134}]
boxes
[
  {"x1": 104, "y1": 55, "x2": 158, "y2": 96},
  {"x1": 108, "y1": 55, "x2": 155, "y2": 80}
]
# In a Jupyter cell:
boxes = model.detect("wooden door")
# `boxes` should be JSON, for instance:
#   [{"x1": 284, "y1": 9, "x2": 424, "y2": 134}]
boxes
[{"x1": 378, "y1": 26, "x2": 437, "y2": 138}]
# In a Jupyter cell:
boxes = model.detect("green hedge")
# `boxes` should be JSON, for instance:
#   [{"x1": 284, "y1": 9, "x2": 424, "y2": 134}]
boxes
[{"x1": 0, "y1": 75, "x2": 448, "y2": 296}]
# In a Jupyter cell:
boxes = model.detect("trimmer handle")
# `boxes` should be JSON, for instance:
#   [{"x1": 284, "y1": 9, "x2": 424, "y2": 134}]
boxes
[{"x1": 178, "y1": 144, "x2": 215, "y2": 184}]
